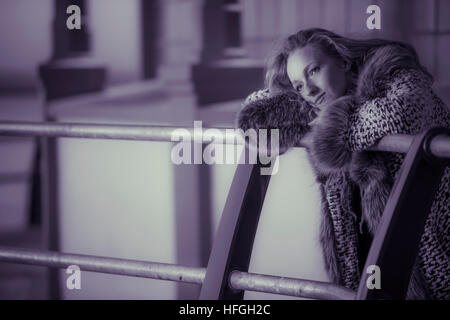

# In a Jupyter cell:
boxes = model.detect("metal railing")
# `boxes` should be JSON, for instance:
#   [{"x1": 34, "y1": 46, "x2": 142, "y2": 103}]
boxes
[
  {"x1": 0, "y1": 121, "x2": 240, "y2": 143},
  {"x1": 0, "y1": 120, "x2": 449, "y2": 300},
  {"x1": 1, "y1": 120, "x2": 450, "y2": 157},
  {"x1": 0, "y1": 121, "x2": 450, "y2": 157},
  {"x1": 0, "y1": 246, "x2": 354, "y2": 300}
]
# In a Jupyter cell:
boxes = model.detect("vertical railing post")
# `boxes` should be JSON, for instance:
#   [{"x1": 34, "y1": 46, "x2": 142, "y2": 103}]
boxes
[
  {"x1": 199, "y1": 153, "x2": 272, "y2": 299},
  {"x1": 357, "y1": 127, "x2": 450, "y2": 299},
  {"x1": 39, "y1": 136, "x2": 60, "y2": 299}
]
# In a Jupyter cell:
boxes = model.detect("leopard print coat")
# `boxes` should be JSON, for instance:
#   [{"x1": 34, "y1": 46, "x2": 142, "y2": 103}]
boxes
[{"x1": 236, "y1": 44, "x2": 450, "y2": 299}]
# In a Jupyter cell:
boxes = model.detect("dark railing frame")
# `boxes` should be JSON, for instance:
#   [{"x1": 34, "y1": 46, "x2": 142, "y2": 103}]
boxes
[
  {"x1": 199, "y1": 158, "x2": 271, "y2": 299},
  {"x1": 356, "y1": 127, "x2": 450, "y2": 299},
  {"x1": 199, "y1": 127, "x2": 450, "y2": 300}
]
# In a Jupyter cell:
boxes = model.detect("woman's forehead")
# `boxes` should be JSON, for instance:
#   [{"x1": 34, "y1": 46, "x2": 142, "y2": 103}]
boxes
[
  {"x1": 287, "y1": 45, "x2": 322, "y2": 78},
  {"x1": 288, "y1": 45, "x2": 325, "y2": 66}
]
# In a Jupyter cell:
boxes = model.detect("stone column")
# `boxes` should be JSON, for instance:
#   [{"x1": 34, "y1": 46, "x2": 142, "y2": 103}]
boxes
[
  {"x1": 37, "y1": 0, "x2": 106, "y2": 300},
  {"x1": 39, "y1": 0, "x2": 106, "y2": 101},
  {"x1": 142, "y1": 0, "x2": 161, "y2": 79},
  {"x1": 158, "y1": 0, "x2": 212, "y2": 300},
  {"x1": 192, "y1": 0, "x2": 264, "y2": 105}
]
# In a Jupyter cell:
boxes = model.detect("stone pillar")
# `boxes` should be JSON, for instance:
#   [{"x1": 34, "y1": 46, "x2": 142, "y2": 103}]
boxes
[
  {"x1": 192, "y1": 0, "x2": 264, "y2": 106},
  {"x1": 158, "y1": 0, "x2": 203, "y2": 97},
  {"x1": 142, "y1": 0, "x2": 161, "y2": 79},
  {"x1": 39, "y1": 0, "x2": 106, "y2": 101},
  {"x1": 201, "y1": 0, "x2": 245, "y2": 62},
  {"x1": 37, "y1": 0, "x2": 106, "y2": 300},
  {"x1": 158, "y1": 0, "x2": 212, "y2": 300}
]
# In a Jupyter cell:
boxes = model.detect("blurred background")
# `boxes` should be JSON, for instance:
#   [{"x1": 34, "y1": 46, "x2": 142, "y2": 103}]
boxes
[{"x1": 0, "y1": 0, "x2": 449, "y2": 300}]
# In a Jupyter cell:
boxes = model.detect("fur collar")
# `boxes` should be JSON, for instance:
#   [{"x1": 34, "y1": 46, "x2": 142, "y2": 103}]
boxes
[
  {"x1": 235, "y1": 44, "x2": 430, "y2": 156},
  {"x1": 310, "y1": 43, "x2": 432, "y2": 174},
  {"x1": 307, "y1": 43, "x2": 431, "y2": 237},
  {"x1": 356, "y1": 44, "x2": 432, "y2": 102}
]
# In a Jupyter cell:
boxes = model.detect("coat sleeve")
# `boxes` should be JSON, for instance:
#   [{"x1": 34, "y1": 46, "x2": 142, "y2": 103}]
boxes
[
  {"x1": 311, "y1": 69, "x2": 433, "y2": 172},
  {"x1": 235, "y1": 89, "x2": 316, "y2": 154},
  {"x1": 348, "y1": 69, "x2": 432, "y2": 151},
  {"x1": 242, "y1": 88, "x2": 271, "y2": 105}
]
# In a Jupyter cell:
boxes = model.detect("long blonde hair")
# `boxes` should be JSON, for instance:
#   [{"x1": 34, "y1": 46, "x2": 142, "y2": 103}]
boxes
[{"x1": 265, "y1": 28, "x2": 430, "y2": 95}]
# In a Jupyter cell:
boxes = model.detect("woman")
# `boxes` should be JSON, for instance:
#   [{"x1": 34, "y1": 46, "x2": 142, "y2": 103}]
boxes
[{"x1": 236, "y1": 28, "x2": 449, "y2": 299}]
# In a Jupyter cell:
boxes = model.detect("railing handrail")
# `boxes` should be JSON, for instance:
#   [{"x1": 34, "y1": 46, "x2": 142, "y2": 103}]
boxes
[
  {"x1": 1, "y1": 120, "x2": 450, "y2": 158},
  {"x1": 0, "y1": 246, "x2": 354, "y2": 300},
  {"x1": 0, "y1": 120, "x2": 241, "y2": 144}
]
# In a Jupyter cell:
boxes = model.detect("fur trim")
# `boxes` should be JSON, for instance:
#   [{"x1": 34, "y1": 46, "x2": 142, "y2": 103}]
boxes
[
  {"x1": 310, "y1": 96, "x2": 356, "y2": 173},
  {"x1": 349, "y1": 152, "x2": 393, "y2": 234},
  {"x1": 349, "y1": 152, "x2": 387, "y2": 187},
  {"x1": 406, "y1": 262, "x2": 432, "y2": 299},
  {"x1": 235, "y1": 91, "x2": 315, "y2": 154},
  {"x1": 357, "y1": 44, "x2": 432, "y2": 101},
  {"x1": 310, "y1": 43, "x2": 431, "y2": 172}
]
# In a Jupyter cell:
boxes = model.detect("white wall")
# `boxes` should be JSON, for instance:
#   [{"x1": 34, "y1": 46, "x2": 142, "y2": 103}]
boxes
[
  {"x1": 211, "y1": 147, "x2": 330, "y2": 300},
  {"x1": 57, "y1": 138, "x2": 177, "y2": 299},
  {"x1": 55, "y1": 134, "x2": 329, "y2": 299}
]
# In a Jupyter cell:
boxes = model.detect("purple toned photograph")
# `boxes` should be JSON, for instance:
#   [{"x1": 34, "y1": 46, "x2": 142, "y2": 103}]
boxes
[{"x1": 0, "y1": 0, "x2": 449, "y2": 304}]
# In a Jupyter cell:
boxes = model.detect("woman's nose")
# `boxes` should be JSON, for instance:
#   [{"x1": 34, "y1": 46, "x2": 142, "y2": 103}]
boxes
[{"x1": 304, "y1": 81, "x2": 319, "y2": 99}]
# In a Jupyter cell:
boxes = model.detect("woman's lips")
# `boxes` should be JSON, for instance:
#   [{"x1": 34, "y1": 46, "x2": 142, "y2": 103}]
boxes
[{"x1": 315, "y1": 93, "x2": 325, "y2": 106}]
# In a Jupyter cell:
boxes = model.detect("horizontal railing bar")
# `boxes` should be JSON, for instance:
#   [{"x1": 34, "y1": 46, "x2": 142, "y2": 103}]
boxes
[
  {"x1": 428, "y1": 134, "x2": 450, "y2": 159},
  {"x1": 0, "y1": 246, "x2": 353, "y2": 299},
  {"x1": 1, "y1": 121, "x2": 450, "y2": 157},
  {"x1": 0, "y1": 121, "x2": 243, "y2": 144},
  {"x1": 0, "y1": 246, "x2": 205, "y2": 284},
  {"x1": 366, "y1": 133, "x2": 450, "y2": 158},
  {"x1": 229, "y1": 270, "x2": 355, "y2": 300},
  {"x1": 367, "y1": 134, "x2": 413, "y2": 154}
]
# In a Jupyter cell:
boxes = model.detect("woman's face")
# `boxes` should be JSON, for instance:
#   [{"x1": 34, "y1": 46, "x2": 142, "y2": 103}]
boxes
[{"x1": 286, "y1": 44, "x2": 348, "y2": 109}]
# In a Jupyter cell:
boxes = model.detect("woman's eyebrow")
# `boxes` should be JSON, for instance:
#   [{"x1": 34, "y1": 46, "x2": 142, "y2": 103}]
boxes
[{"x1": 304, "y1": 62, "x2": 316, "y2": 74}]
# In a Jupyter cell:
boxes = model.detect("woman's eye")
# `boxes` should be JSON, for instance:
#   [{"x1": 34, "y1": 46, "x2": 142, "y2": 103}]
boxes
[
  {"x1": 310, "y1": 66, "x2": 320, "y2": 76},
  {"x1": 295, "y1": 85, "x2": 303, "y2": 92}
]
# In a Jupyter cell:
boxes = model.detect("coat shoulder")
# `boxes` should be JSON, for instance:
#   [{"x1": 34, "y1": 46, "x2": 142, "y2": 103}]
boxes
[{"x1": 356, "y1": 44, "x2": 432, "y2": 100}]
